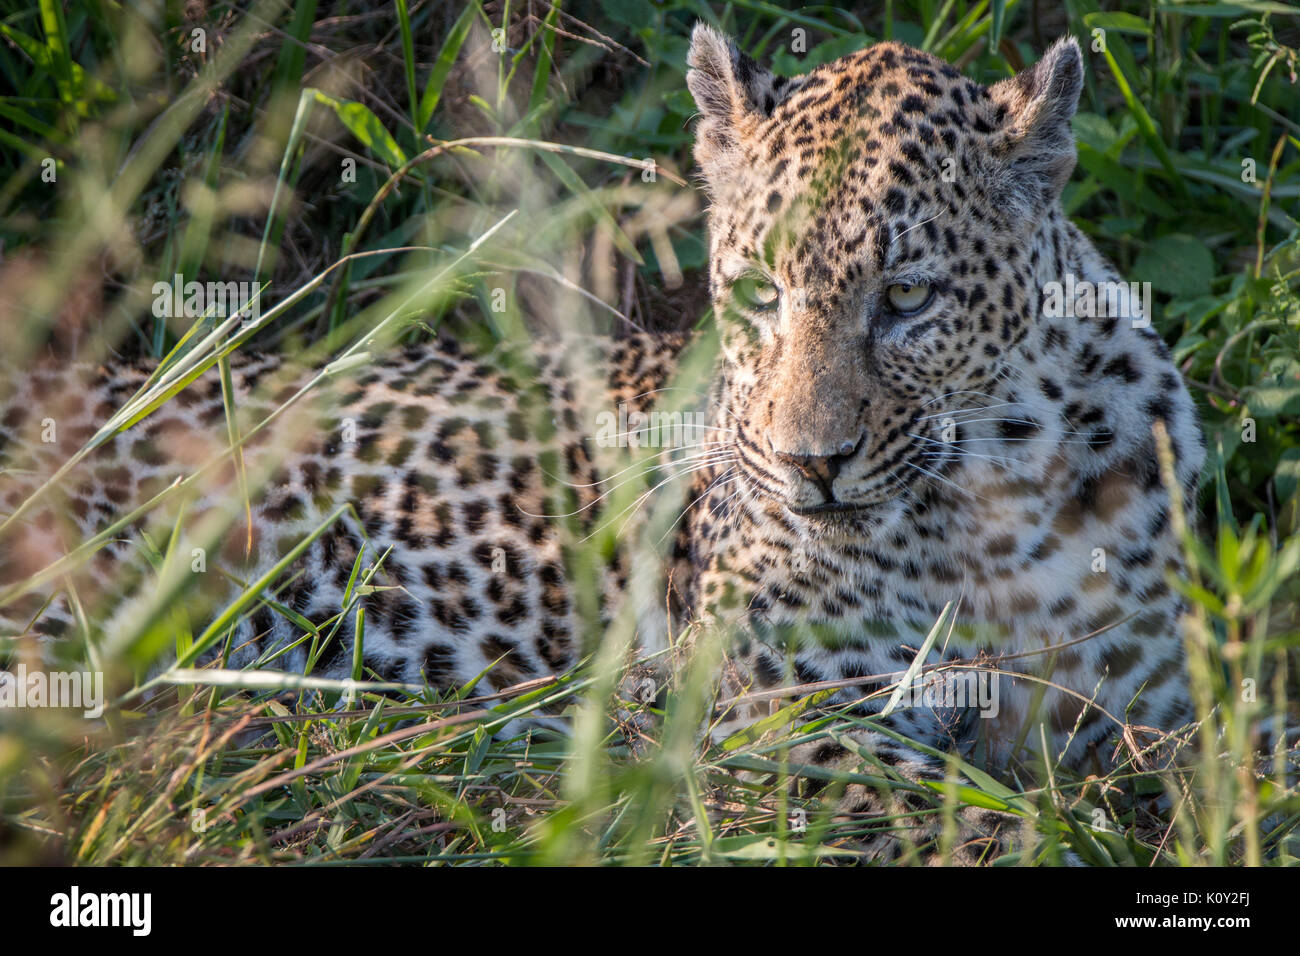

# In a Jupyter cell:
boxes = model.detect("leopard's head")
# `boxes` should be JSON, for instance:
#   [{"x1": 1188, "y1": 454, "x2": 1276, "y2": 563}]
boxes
[{"x1": 687, "y1": 25, "x2": 1082, "y2": 520}]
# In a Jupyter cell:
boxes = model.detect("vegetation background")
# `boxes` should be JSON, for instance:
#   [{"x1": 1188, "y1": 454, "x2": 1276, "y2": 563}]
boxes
[{"x1": 0, "y1": 0, "x2": 1297, "y2": 865}]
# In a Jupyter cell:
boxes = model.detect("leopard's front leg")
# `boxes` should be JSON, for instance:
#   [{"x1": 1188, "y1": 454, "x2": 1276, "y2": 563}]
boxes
[
  {"x1": 704, "y1": 632, "x2": 1028, "y2": 864},
  {"x1": 788, "y1": 727, "x2": 1024, "y2": 865}
]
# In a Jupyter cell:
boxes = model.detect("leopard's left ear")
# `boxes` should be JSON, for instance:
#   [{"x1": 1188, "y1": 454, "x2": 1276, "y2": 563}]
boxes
[
  {"x1": 687, "y1": 23, "x2": 785, "y2": 184},
  {"x1": 987, "y1": 36, "x2": 1084, "y2": 212}
]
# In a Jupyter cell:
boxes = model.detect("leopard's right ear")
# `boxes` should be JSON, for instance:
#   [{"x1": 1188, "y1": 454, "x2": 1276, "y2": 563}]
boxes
[{"x1": 687, "y1": 24, "x2": 784, "y2": 184}]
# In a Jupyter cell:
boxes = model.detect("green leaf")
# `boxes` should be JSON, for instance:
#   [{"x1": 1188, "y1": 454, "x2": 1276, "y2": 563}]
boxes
[
  {"x1": 1075, "y1": 149, "x2": 1178, "y2": 216},
  {"x1": 599, "y1": 0, "x2": 655, "y2": 29},
  {"x1": 1072, "y1": 112, "x2": 1121, "y2": 155},
  {"x1": 1097, "y1": 37, "x2": 1187, "y2": 194},
  {"x1": 0, "y1": 24, "x2": 115, "y2": 110},
  {"x1": 927, "y1": 782, "x2": 1017, "y2": 812},
  {"x1": 1154, "y1": 1, "x2": 1300, "y2": 16},
  {"x1": 1097, "y1": 216, "x2": 1146, "y2": 239},
  {"x1": 720, "y1": 689, "x2": 837, "y2": 751},
  {"x1": 171, "y1": 505, "x2": 352, "y2": 668},
  {"x1": 1243, "y1": 382, "x2": 1300, "y2": 419},
  {"x1": 310, "y1": 90, "x2": 407, "y2": 168},
  {"x1": 881, "y1": 600, "x2": 954, "y2": 717},
  {"x1": 770, "y1": 35, "x2": 868, "y2": 75},
  {"x1": 270, "y1": 0, "x2": 318, "y2": 98},
  {"x1": 662, "y1": 88, "x2": 695, "y2": 117},
  {"x1": 990, "y1": 0, "x2": 1008, "y2": 48},
  {"x1": 394, "y1": 0, "x2": 419, "y2": 131},
  {"x1": 1083, "y1": 11, "x2": 1153, "y2": 35},
  {"x1": 1275, "y1": 448, "x2": 1300, "y2": 504},
  {"x1": 527, "y1": 1, "x2": 561, "y2": 124},
  {"x1": 1133, "y1": 234, "x2": 1215, "y2": 296},
  {"x1": 710, "y1": 833, "x2": 853, "y2": 860},
  {"x1": 38, "y1": 0, "x2": 75, "y2": 110}
]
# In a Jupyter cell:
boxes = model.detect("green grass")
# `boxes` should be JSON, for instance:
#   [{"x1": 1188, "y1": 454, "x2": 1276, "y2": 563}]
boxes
[{"x1": 0, "y1": 0, "x2": 1297, "y2": 865}]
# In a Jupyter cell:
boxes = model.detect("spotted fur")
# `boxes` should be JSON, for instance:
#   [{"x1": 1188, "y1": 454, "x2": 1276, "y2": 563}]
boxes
[
  {"x1": 674, "y1": 25, "x2": 1202, "y2": 766},
  {"x1": 0, "y1": 28, "x2": 1204, "y2": 861}
]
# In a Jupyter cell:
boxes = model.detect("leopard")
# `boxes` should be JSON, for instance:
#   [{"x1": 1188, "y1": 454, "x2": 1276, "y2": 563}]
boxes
[
  {"x1": 667, "y1": 27, "x2": 1205, "y2": 856},
  {"x1": 0, "y1": 25, "x2": 1205, "y2": 863}
]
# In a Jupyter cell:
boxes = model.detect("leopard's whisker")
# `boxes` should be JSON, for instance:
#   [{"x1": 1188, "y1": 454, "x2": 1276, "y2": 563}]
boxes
[
  {"x1": 925, "y1": 435, "x2": 1101, "y2": 446},
  {"x1": 616, "y1": 384, "x2": 745, "y2": 426},
  {"x1": 919, "y1": 451, "x2": 1035, "y2": 479},
  {"x1": 600, "y1": 424, "x2": 735, "y2": 441},
  {"x1": 697, "y1": 479, "x2": 746, "y2": 527},
  {"x1": 903, "y1": 460, "x2": 990, "y2": 503},
  {"x1": 917, "y1": 415, "x2": 1046, "y2": 428},
  {"x1": 915, "y1": 401, "x2": 1026, "y2": 420},
  {"x1": 656, "y1": 467, "x2": 739, "y2": 544},
  {"x1": 543, "y1": 442, "x2": 734, "y2": 491},
  {"x1": 910, "y1": 434, "x2": 1037, "y2": 473},
  {"x1": 891, "y1": 211, "x2": 943, "y2": 245},
  {"x1": 885, "y1": 471, "x2": 925, "y2": 512},
  {"x1": 581, "y1": 456, "x2": 737, "y2": 543},
  {"x1": 921, "y1": 388, "x2": 1003, "y2": 408},
  {"x1": 920, "y1": 415, "x2": 1096, "y2": 439},
  {"x1": 619, "y1": 384, "x2": 708, "y2": 404},
  {"x1": 524, "y1": 451, "x2": 735, "y2": 517}
]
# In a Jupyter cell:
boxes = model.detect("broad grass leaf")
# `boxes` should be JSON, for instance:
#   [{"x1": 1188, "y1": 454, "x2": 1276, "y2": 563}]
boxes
[
  {"x1": 1083, "y1": 11, "x2": 1153, "y2": 34},
  {"x1": 1134, "y1": 234, "x2": 1215, "y2": 295},
  {"x1": 311, "y1": 90, "x2": 407, "y2": 168}
]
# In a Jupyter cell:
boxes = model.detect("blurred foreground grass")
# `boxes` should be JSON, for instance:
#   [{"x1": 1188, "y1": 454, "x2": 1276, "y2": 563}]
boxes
[{"x1": 0, "y1": 0, "x2": 1297, "y2": 864}]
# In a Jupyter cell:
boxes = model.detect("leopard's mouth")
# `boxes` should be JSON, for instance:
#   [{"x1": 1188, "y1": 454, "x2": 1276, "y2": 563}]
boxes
[
  {"x1": 777, "y1": 449, "x2": 930, "y2": 521},
  {"x1": 730, "y1": 420, "x2": 928, "y2": 520},
  {"x1": 733, "y1": 464, "x2": 885, "y2": 519}
]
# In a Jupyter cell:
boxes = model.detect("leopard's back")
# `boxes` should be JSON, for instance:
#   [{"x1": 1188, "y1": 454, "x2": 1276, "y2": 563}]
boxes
[{"x1": 0, "y1": 333, "x2": 688, "y2": 694}]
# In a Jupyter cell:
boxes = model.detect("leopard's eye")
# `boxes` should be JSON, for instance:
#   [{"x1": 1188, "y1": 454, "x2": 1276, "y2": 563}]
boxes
[
  {"x1": 886, "y1": 282, "x2": 933, "y2": 314},
  {"x1": 732, "y1": 275, "x2": 780, "y2": 313}
]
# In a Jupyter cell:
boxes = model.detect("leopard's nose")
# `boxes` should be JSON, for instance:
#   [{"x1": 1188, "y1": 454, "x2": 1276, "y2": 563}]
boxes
[{"x1": 771, "y1": 435, "x2": 863, "y2": 497}]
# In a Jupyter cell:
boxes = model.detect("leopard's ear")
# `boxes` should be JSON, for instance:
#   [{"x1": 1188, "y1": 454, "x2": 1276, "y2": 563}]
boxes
[
  {"x1": 687, "y1": 23, "x2": 782, "y2": 183},
  {"x1": 987, "y1": 36, "x2": 1084, "y2": 213}
]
